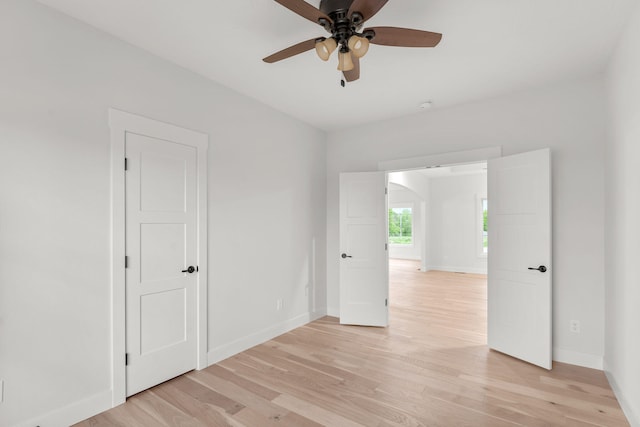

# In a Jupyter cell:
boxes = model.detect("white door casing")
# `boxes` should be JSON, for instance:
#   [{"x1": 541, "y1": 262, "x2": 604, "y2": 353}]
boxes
[
  {"x1": 110, "y1": 109, "x2": 208, "y2": 405},
  {"x1": 339, "y1": 172, "x2": 389, "y2": 327},
  {"x1": 488, "y1": 148, "x2": 552, "y2": 369}
]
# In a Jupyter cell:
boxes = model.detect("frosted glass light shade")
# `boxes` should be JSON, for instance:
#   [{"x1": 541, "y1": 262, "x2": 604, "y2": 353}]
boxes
[
  {"x1": 348, "y1": 36, "x2": 370, "y2": 58},
  {"x1": 337, "y1": 50, "x2": 354, "y2": 71},
  {"x1": 315, "y1": 38, "x2": 337, "y2": 61}
]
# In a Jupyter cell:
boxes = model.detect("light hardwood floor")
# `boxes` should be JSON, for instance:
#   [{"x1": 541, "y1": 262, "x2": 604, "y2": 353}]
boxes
[{"x1": 75, "y1": 259, "x2": 628, "y2": 426}]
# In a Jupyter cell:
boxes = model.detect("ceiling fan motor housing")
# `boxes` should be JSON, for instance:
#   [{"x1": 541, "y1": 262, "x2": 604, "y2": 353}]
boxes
[
  {"x1": 319, "y1": 0, "x2": 354, "y2": 16},
  {"x1": 319, "y1": 0, "x2": 367, "y2": 46}
]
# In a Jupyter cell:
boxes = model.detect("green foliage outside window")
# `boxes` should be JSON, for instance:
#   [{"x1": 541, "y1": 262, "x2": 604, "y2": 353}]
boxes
[
  {"x1": 389, "y1": 207, "x2": 412, "y2": 245},
  {"x1": 482, "y1": 199, "x2": 488, "y2": 251},
  {"x1": 483, "y1": 208, "x2": 488, "y2": 232}
]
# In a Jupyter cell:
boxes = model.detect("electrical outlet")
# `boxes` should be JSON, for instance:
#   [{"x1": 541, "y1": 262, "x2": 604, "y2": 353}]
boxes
[
  {"x1": 276, "y1": 299, "x2": 283, "y2": 311},
  {"x1": 570, "y1": 320, "x2": 581, "y2": 333}
]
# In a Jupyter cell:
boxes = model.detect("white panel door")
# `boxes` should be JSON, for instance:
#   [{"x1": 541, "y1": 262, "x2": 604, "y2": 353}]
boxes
[
  {"x1": 488, "y1": 148, "x2": 552, "y2": 369},
  {"x1": 125, "y1": 133, "x2": 197, "y2": 396},
  {"x1": 339, "y1": 172, "x2": 389, "y2": 327}
]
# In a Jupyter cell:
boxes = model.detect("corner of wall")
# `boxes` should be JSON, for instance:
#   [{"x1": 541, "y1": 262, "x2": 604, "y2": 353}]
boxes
[
  {"x1": 207, "y1": 309, "x2": 328, "y2": 366},
  {"x1": 604, "y1": 364, "x2": 640, "y2": 427},
  {"x1": 326, "y1": 307, "x2": 340, "y2": 318}
]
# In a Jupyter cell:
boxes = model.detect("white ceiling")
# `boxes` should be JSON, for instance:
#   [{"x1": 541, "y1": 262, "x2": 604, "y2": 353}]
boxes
[{"x1": 38, "y1": 0, "x2": 636, "y2": 131}]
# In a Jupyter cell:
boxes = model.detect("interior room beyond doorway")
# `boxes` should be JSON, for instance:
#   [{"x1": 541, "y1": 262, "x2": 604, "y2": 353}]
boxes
[
  {"x1": 387, "y1": 162, "x2": 489, "y2": 344},
  {"x1": 388, "y1": 162, "x2": 488, "y2": 274}
]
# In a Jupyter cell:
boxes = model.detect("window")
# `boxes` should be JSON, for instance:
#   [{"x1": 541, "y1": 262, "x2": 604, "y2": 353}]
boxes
[
  {"x1": 389, "y1": 207, "x2": 413, "y2": 245},
  {"x1": 477, "y1": 195, "x2": 488, "y2": 257},
  {"x1": 482, "y1": 198, "x2": 488, "y2": 254}
]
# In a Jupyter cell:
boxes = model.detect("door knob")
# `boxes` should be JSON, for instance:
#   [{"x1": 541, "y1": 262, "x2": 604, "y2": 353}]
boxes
[
  {"x1": 182, "y1": 266, "x2": 196, "y2": 273},
  {"x1": 341, "y1": 253, "x2": 352, "y2": 259},
  {"x1": 528, "y1": 265, "x2": 547, "y2": 273}
]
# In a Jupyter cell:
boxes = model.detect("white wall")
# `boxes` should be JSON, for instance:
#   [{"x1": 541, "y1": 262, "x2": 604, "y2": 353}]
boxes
[
  {"x1": 387, "y1": 183, "x2": 423, "y2": 260},
  {"x1": 0, "y1": 1, "x2": 326, "y2": 426},
  {"x1": 428, "y1": 173, "x2": 487, "y2": 274},
  {"x1": 327, "y1": 75, "x2": 607, "y2": 369},
  {"x1": 604, "y1": 2, "x2": 640, "y2": 424}
]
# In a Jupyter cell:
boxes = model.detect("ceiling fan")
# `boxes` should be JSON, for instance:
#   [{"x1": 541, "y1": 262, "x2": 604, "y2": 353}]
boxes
[{"x1": 263, "y1": 0, "x2": 442, "y2": 83}]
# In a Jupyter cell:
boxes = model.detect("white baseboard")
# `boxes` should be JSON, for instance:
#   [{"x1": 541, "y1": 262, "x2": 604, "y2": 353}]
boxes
[
  {"x1": 15, "y1": 390, "x2": 111, "y2": 427},
  {"x1": 553, "y1": 347, "x2": 603, "y2": 370},
  {"x1": 207, "y1": 309, "x2": 327, "y2": 365},
  {"x1": 604, "y1": 362, "x2": 640, "y2": 427},
  {"x1": 427, "y1": 265, "x2": 488, "y2": 275},
  {"x1": 326, "y1": 306, "x2": 339, "y2": 318}
]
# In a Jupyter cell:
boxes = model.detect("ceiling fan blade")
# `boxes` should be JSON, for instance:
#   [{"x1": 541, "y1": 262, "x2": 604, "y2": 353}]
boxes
[
  {"x1": 367, "y1": 26, "x2": 442, "y2": 47},
  {"x1": 348, "y1": 0, "x2": 389, "y2": 23},
  {"x1": 263, "y1": 38, "x2": 318, "y2": 63},
  {"x1": 274, "y1": 0, "x2": 332, "y2": 25},
  {"x1": 343, "y1": 55, "x2": 360, "y2": 82}
]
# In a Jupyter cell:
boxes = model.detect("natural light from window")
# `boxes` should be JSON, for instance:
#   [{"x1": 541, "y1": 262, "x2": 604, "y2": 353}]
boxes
[
  {"x1": 482, "y1": 198, "x2": 488, "y2": 253},
  {"x1": 389, "y1": 207, "x2": 413, "y2": 245}
]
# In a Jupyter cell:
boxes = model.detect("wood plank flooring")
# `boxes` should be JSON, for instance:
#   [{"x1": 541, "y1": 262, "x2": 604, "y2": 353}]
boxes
[{"x1": 75, "y1": 259, "x2": 629, "y2": 426}]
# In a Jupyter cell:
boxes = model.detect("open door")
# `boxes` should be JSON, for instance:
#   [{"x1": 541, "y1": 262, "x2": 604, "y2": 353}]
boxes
[
  {"x1": 339, "y1": 172, "x2": 389, "y2": 327},
  {"x1": 488, "y1": 149, "x2": 552, "y2": 369}
]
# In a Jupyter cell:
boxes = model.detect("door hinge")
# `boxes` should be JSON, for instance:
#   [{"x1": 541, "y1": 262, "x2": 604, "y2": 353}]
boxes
[
  {"x1": 125, "y1": 256, "x2": 129, "y2": 268},
  {"x1": 125, "y1": 353, "x2": 129, "y2": 366},
  {"x1": 124, "y1": 158, "x2": 128, "y2": 171},
  {"x1": 385, "y1": 187, "x2": 388, "y2": 195},
  {"x1": 385, "y1": 243, "x2": 388, "y2": 251},
  {"x1": 385, "y1": 299, "x2": 388, "y2": 307}
]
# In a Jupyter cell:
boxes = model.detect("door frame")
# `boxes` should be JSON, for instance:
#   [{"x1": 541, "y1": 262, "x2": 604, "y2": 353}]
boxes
[
  {"x1": 378, "y1": 147, "x2": 502, "y2": 172},
  {"x1": 109, "y1": 108, "x2": 209, "y2": 406},
  {"x1": 336, "y1": 147, "x2": 502, "y2": 319}
]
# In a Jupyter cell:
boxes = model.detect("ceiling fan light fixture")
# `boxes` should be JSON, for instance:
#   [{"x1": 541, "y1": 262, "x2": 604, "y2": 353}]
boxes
[
  {"x1": 337, "y1": 49, "x2": 355, "y2": 72},
  {"x1": 315, "y1": 37, "x2": 337, "y2": 61},
  {"x1": 348, "y1": 35, "x2": 370, "y2": 58}
]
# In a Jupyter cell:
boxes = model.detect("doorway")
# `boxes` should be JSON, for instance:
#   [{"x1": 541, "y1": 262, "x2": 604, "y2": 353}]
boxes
[
  {"x1": 109, "y1": 109, "x2": 209, "y2": 405},
  {"x1": 339, "y1": 147, "x2": 552, "y2": 369},
  {"x1": 387, "y1": 163, "x2": 488, "y2": 344}
]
